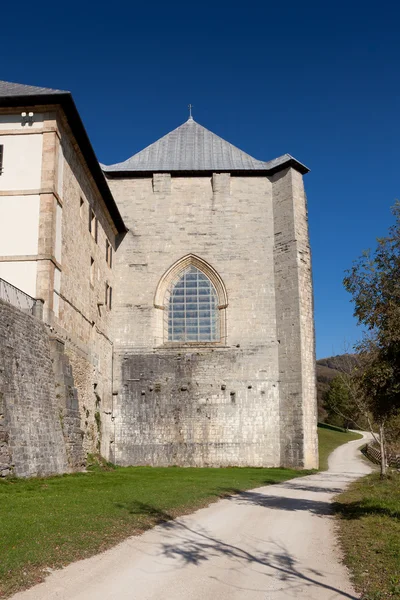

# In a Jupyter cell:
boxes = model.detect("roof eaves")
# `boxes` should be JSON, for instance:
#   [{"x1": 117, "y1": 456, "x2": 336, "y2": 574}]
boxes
[
  {"x1": 102, "y1": 155, "x2": 310, "y2": 177},
  {"x1": 263, "y1": 154, "x2": 310, "y2": 176}
]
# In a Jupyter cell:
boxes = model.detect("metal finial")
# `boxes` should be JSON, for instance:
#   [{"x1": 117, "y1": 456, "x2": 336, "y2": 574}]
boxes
[{"x1": 188, "y1": 104, "x2": 193, "y2": 119}]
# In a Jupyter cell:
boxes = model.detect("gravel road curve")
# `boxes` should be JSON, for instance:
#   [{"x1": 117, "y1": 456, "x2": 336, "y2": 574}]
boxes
[{"x1": 12, "y1": 434, "x2": 371, "y2": 600}]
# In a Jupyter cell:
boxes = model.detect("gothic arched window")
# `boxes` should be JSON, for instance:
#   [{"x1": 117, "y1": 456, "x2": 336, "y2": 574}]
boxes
[
  {"x1": 166, "y1": 266, "x2": 219, "y2": 342},
  {"x1": 154, "y1": 254, "x2": 228, "y2": 346}
]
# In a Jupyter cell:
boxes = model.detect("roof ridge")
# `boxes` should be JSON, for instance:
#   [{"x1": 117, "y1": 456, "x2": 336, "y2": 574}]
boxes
[{"x1": 103, "y1": 118, "x2": 270, "y2": 173}]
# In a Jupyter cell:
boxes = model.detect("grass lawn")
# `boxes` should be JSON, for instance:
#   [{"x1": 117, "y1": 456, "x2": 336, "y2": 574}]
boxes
[
  {"x1": 335, "y1": 471, "x2": 400, "y2": 600},
  {"x1": 317, "y1": 424, "x2": 363, "y2": 470},
  {"x1": 0, "y1": 463, "x2": 311, "y2": 598}
]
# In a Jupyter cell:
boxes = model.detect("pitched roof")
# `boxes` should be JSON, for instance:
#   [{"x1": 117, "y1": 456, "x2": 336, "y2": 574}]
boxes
[
  {"x1": 0, "y1": 80, "x2": 67, "y2": 97},
  {"x1": 0, "y1": 81, "x2": 126, "y2": 234},
  {"x1": 102, "y1": 117, "x2": 309, "y2": 175}
]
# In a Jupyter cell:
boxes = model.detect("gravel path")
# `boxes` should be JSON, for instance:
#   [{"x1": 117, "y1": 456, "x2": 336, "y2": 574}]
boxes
[{"x1": 12, "y1": 434, "x2": 371, "y2": 600}]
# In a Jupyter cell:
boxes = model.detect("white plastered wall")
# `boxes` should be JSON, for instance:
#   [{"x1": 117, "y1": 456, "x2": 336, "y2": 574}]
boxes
[
  {"x1": 0, "y1": 114, "x2": 44, "y2": 297},
  {"x1": 0, "y1": 195, "x2": 40, "y2": 255},
  {"x1": 0, "y1": 134, "x2": 43, "y2": 191},
  {"x1": 0, "y1": 261, "x2": 37, "y2": 297}
]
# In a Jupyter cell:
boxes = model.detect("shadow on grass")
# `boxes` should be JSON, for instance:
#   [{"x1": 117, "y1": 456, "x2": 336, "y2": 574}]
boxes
[
  {"x1": 334, "y1": 500, "x2": 400, "y2": 520},
  {"x1": 114, "y1": 475, "x2": 360, "y2": 526},
  {"x1": 114, "y1": 498, "x2": 359, "y2": 599},
  {"x1": 114, "y1": 500, "x2": 173, "y2": 523}
]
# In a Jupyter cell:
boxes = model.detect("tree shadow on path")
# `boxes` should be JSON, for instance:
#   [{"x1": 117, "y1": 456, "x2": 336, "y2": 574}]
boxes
[
  {"x1": 220, "y1": 488, "x2": 333, "y2": 515},
  {"x1": 115, "y1": 499, "x2": 359, "y2": 599}
]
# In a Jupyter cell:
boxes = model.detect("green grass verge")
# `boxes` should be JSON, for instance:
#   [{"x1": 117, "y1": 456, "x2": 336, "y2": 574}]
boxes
[
  {"x1": 318, "y1": 425, "x2": 362, "y2": 470},
  {"x1": 317, "y1": 422, "x2": 349, "y2": 432},
  {"x1": 335, "y1": 471, "x2": 400, "y2": 599},
  {"x1": 0, "y1": 465, "x2": 311, "y2": 598}
]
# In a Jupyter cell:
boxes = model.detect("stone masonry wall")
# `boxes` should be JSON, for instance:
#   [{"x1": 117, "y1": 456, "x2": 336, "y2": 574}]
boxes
[
  {"x1": 108, "y1": 174, "x2": 282, "y2": 467},
  {"x1": 55, "y1": 116, "x2": 116, "y2": 456},
  {"x1": 271, "y1": 168, "x2": 318, "y2": 469},
  {"x1": 0, "y1": 299, "x2": 84, "y2": 478},
  {"x1": 109, "y1": 169, "x2": 318, "y2": 469},
  {"x1": 114, "y1": 347, "x2": 280, "y2": 467},
  {"x1": 291, "y1": 170, "x2": 318, "y2": 468},
  {"x1": 35, "y1": 112, "x2": 117, "y2": 456},
  {"x1": 49, "y1": 337, "x2": 85, "y2": 470}
]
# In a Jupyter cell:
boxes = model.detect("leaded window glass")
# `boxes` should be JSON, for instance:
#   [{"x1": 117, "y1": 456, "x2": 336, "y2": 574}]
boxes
[{"x1": 166, "y1": 266, "x2": 219, "y2": 342}]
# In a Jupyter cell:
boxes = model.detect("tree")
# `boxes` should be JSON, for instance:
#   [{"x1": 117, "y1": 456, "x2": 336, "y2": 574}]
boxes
[
  {"x1": 343, "y1": 202, "x2": 400, "y2": 477},
  {"x1": 323, "y1": 355, "x2": 369, "y2": 431},
  {"x1": 324, "y1": 376, "x2": 352, "y2": 429}
]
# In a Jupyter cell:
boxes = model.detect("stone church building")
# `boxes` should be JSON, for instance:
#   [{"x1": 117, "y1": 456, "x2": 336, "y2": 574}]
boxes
[{"x1": 0, "y1": 81, "x2": 318, "y2": 476}]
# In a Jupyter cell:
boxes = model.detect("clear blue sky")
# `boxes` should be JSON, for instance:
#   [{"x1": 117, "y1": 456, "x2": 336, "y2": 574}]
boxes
[{"x1": 3, "y1": 1, "x2": 398, "y2": 358}]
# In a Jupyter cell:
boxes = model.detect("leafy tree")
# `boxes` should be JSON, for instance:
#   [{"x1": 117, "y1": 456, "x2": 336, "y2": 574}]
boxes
[
  {"x1": 343, "y1": 202, "x2": 400, "y2": 476},
  {"x1": 323, "y1": 376, "x2": 350, "y2": 428},
  {"x1": 385, "y1": 413, "x2": 400, "y2": 454},
  {"x1": 324, "y1": 372, "x2": 368, "y2": 431},
  {"x1": 321, "y1": 350, "x2": 372, "y2": 433}
]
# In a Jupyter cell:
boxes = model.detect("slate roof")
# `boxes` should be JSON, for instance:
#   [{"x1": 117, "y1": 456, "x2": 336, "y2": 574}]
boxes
[
  {"x1": 0, "y1": 80, "x2": 67, "y2": 97},
  {"x1": 0, "y1": 80, "x2": 126, "y2": 234},
  {"x1": 103, "y1": 117, "x2": 309, "y2": 175}
]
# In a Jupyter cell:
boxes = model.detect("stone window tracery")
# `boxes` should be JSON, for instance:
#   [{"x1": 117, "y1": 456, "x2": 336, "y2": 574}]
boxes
[{"x1": 166, "y1": 266, "x2": 219, "y2": 342}]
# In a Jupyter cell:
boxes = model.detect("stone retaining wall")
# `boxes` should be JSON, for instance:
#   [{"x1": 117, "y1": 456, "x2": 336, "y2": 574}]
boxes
[{"x1": 0, "y1": 299, "x2": 84, "y2": 477}]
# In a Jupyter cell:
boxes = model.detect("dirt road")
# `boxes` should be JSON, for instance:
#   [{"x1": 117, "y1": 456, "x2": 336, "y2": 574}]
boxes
[{"x1": 12, "y1": 434, "x2": 371, "y2": 600}]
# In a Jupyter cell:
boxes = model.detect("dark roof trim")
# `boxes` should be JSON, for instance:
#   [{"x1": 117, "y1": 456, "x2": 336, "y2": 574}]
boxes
[
  {"x1": 267, "y1": 156, "x2": 309, "y2": 176},
  {"x1": 0, "y1": 91, "x2": 127, "y2": 234},
  {"x1": 103, "y1": 157, "x2": 309, "y2": 179}
]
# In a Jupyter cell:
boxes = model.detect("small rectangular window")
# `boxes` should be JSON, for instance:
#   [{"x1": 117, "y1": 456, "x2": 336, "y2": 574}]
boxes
[
  {"x1": 0, "y1": 145, "x2": 3, "y2": 175},
  {"x1": 90, "y1": 257, "x2": 95, "y2": 286},
  {"x1": 106, "y1": 240, "x2": 113, "y2": 268},
  {"x1": 89, "y1": 209, "x2": 97, "y2": 242},
  {"x1": 105, "y1": 283, "x2": 112, "y2": 309},
  {"x1": 80, "y1": 197, "x2": 84, "y2": 219}
]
